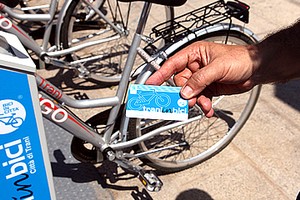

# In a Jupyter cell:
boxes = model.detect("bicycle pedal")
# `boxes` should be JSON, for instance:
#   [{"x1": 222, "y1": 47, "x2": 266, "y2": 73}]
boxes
[{"x1": 138, "y1": 171, "x2": 163, "y2": 192}]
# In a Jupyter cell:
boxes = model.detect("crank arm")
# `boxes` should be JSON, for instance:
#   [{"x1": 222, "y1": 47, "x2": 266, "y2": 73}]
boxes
[{"x1": 107, "y1": 150, "x2": 163, "y2": 192}]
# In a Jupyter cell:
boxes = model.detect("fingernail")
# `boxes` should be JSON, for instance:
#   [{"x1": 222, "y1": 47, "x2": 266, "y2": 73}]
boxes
[{"x1": 181, "y1": 85, "x2": 193, "y2": 98}]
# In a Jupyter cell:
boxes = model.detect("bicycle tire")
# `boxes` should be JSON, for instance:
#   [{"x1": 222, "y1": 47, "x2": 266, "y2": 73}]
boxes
[
  {"x1": 131, "y1": 30, "x2": 261, "y2": 173},
  {"x1": 59, "y1": 0, "x2": 174, "y2": 83}
]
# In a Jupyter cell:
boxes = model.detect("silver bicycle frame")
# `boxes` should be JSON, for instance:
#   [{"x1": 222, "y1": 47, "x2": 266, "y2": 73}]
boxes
[
  {"x1": 34, "y1": 2, "x2": 205, "y2": 152},
  {"x1": 0, "y1": 1, "x2": 184, "y2": 153},
  {"x1": 35, "y1": 2, "x2": 159, "y2": 151}
]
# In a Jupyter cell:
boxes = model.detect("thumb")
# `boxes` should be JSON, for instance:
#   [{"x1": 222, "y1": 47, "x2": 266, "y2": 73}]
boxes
[{"x1": 180, "y1": 63, "x2": 223, "y2": 99}]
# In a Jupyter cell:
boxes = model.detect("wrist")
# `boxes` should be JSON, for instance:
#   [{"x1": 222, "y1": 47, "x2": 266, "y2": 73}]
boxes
[
  {"x1": 246, "y1": 44, "x2": 263, "y2": 85},
  {"x1": 250, "y1": 19, "x2": 300, "y2": 84}
]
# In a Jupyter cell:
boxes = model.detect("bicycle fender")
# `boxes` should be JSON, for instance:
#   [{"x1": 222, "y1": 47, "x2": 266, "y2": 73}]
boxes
[{"x1": 164, "y1": 23, "x2": 260, "y2": 57}]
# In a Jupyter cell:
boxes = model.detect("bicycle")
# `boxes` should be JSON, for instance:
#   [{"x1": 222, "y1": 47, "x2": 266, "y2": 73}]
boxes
[
  {"x1": 0, "y1": 0, "x2": 174, "y2": 83},
  {"x1": 2, "y1": 0, "x2": 261, "y2": 192}
]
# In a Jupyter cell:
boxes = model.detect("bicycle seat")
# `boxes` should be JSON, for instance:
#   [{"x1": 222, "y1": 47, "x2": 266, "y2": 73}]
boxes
[
  {"x1": 0, "y1": 0, "x2": 20, "y2": 8},
  {"x1": 118, "y1": 0, "x2": 187, "y2": 7}
]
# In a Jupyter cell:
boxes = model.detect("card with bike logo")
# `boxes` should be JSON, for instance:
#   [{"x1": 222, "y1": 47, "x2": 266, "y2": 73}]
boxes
[{"x1": 126, "y1": 84, "x2": 188, "y2": 121}]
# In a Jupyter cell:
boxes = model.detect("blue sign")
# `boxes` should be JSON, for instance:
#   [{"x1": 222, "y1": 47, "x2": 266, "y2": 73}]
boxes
[{"x1": 0, "y1": 68, "x2": 52, "y2": 200}]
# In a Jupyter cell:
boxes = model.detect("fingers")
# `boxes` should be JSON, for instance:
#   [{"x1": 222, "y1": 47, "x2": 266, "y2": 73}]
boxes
[
  {"x1": 173, "y1": 68, "x2": 192, "y2": 86},
  {"x1": 188, "y1": 95, "x2": 214, "y2": 118},
  {"x1": 146, "y1": 43, "x2": 202, "y2": 85},
  {"x1": 197, "y1": 95, "x2": 214, "y2": 117},
  {"x1": 180, "y1": 61, "x2": 224, "y2": 99},
  {"x1": 145, "y1": 54, "x2": 186, "y2": 85},
  {"x1": 145, "y1": 41, "x2": 222, "y2": 118}
]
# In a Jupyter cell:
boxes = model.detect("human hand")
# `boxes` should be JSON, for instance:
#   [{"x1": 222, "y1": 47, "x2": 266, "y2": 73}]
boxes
[{"x1": 146, "y1": 41, "x2": 258, "y2": 117}]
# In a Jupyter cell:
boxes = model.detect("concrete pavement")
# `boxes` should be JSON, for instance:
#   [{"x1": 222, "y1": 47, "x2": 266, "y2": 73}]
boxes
[{"x1": 39, "y1": 0, "x2": 300, "y2": 199}]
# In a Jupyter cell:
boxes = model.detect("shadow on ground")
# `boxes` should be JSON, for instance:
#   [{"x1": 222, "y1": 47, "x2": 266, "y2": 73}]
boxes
[
  {"x1": 275, "y1": 79, "x2": 300, "y2": 112},
  {"x1": 175, "y1": 188, "x2": 214, "y2": 200}
]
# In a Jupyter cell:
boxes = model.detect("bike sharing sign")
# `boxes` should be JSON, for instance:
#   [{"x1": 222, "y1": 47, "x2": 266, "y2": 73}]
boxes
[
  {"x1": 0, "y1": 68, "x2": 55, "y2": 200},
  {"x1": 126, "y1": 84, "x2": 188, "y2": 121},
  {"x1": 0, "y1": 31, "x2": 55, "y2": 200}
]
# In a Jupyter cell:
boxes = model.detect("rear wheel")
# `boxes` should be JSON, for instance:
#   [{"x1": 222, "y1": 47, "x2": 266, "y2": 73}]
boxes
[{"x1": 132, "y1": 30, "x2": 261, "y2": 172}]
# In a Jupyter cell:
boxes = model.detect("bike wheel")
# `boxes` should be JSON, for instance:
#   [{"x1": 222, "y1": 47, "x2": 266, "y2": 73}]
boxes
[
  {"x1": 60, "y1": 0, "x2": 174, "y2": 83},
  {"x1": 131, "y1": 30, "x2": 261, "y2": 172}
]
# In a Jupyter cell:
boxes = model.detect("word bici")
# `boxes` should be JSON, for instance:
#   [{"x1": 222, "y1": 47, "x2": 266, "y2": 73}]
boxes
[{"x1": 1, "y1": 138, "x2": 35, "y2": 200}]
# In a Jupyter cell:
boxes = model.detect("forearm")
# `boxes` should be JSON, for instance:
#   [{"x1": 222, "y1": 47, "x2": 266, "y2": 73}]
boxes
[{"x1": 251, "y1": 19, "x2": 300, "y2": 84}]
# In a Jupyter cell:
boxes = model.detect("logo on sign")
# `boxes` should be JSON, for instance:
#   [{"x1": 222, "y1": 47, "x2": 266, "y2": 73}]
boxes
[{"x1": 0, "y1": 99, "x2": 26, "y2": 134}]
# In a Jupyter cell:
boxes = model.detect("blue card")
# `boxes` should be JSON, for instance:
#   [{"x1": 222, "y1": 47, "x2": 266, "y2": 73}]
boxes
[{"x1": 126, "y1": 84, "x2": 188, "y2": 121}]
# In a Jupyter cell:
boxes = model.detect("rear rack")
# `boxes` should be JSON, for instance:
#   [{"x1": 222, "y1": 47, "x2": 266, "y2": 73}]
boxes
[{"x1": 150, "y1": 0, "x2": 249, "y2": 43}]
